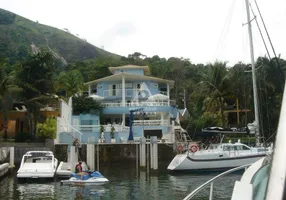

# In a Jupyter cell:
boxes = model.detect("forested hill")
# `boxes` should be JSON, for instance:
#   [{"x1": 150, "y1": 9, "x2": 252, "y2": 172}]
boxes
[{"x1": 0, "y1": 8, "x2": 119, "y2": 63}]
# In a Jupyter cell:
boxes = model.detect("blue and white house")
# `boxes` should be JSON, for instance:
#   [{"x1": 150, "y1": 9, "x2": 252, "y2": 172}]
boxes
[{"x1": 56, "y1": 65, "x2": 181, "y2": 144}]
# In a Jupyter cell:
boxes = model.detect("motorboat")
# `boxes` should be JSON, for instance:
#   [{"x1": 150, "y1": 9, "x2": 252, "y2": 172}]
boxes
[
  {"x1": 167, "y1": 141, "x2": 271, "y2": 171},
  {"x1": 56, "y1": 161, "x2": 89, "y2": 178},
  {"x1": 61, "y1": 171, "x2": 109, "y2": 186},
  {"x1": 0, "y1": 147, "x2": 10, "y2": 178},
  {"x1": 17, "y1": 151, "x2": 58, "y2": 179}
]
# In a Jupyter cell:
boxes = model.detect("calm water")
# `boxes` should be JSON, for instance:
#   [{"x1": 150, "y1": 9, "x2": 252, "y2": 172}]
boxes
[{"x1": 0, "y1": 162, "x2": 242, "y2": 200}]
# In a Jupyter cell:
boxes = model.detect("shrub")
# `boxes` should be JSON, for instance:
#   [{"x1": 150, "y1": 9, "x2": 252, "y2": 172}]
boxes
[{"x1": 36, "y1": 117, "x2": 57, "y2": 139}]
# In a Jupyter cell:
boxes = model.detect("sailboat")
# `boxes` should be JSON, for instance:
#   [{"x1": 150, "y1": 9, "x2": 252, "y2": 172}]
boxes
[
  {"x1": 182, "y1": 0, "x2": 286, "y2": 199},
  {"x1": 167, "y1": 0, "x2": 273, "y2": 171}
]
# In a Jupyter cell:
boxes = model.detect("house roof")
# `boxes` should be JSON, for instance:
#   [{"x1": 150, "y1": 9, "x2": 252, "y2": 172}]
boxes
[
  {"x1": 85, "y1": 72, "x2": 174, "y2": 88},
  {"x1": 109, "y1": 65, "x2": 150, "y2": 74}
]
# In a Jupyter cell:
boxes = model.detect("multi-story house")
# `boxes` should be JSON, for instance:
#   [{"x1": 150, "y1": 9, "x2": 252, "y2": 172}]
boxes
[{"x1": 56, "y1": 65, "x2": 180, "y2": 144}]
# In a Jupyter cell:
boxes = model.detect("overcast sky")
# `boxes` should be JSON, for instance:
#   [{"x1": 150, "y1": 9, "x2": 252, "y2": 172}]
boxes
[{"x1": 1, "y1": 0, "x2": 286, "y2": 65}]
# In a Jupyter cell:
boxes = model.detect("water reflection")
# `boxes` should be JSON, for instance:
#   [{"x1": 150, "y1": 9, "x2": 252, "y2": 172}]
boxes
[
  {"x1": 0, "y1": 164, "x2": 242, "y2": 200},
  {"x1": 17, "y1": 183, "x2": 55, "y2": 200},
  {"x1": 68, "y1": 185, "x2": 106, "y2": 199}
]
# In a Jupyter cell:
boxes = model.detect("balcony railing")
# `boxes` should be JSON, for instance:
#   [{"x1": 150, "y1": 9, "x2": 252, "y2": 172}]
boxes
[
  {"x1": 71, "y1": 124, "x2": 129, "y2": 132},
  {"x1": 102, "y1": 101, "x2": 169, "y2": 108},
  {"x1": 102, "y1": 89, "x2": 168, "y2": 98},
  {"x1": 133, "y1": 120, "x2": 169, "y2": 126}
]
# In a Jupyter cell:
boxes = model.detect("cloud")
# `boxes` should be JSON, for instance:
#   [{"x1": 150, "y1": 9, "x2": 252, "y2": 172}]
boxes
[{"x1": 97, "y1": 21, "x2": 137, "y2": 48}]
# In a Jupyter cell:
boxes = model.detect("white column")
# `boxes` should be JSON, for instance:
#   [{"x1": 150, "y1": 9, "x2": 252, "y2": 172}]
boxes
[
  {"x1": 9, "y1": 147, "x2": 14, "y2": 167},
  {"x1": 122, "y1": 113, "x2": 125, "y2": 126},
  {"x1": 172, "y1": 120, "x2": 175, "y2": 143},
  {"x1": 87, "y1": 144, "x2": 95, "y2": 171},
  {"x1": 70, "y1": 146, "x2": 76, "y2": 172},
  {"x1": 167, "y1": 84, "x2": 170, "y2": 106},
  {"x1": 122, "y1": 74, "x2": 126, "y2": 107},
  {"x1": 140, "y1": 137, "x2": 146, "y2": 167},
  {"x1": 160, "y1": 112, "x2": 164, "y2": 125},
  {"x1": 88, "y1": 85, "x2": 91, "y2": 95}
]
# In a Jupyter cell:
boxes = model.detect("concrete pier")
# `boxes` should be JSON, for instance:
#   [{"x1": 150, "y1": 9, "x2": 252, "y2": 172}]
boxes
[{"x1": 140, "y1": 137, "x2": 146, "y2": 167}]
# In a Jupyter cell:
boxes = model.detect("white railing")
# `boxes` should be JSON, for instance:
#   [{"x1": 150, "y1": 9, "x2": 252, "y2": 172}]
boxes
[
  {"x1": 102, "y1": 89, "x2": 169, "y2": 98},
  {"x1": 60, "y1": 124, "x2": 83, "y2": 143},
  {"x1": 133, "y1": 120, "x2": 169, "y2": 126},
  {"x1": 183, "y1": 164, "x2": 252, "y2": 200},
  {"x1": 101, "y1": 101, "x2": 169, "y2": 107},
  {"x1": 71, "y1": 124, "x2": 129, "y2": 132}
]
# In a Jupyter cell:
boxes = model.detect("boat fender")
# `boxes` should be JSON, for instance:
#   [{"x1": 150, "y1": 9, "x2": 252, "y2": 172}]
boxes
[
  {"x1": 190, "y1": 144, "x2": 199, "y2": 153},
  {"x1": 177, "y1": 145, "x2": 183, "y2": 152}
]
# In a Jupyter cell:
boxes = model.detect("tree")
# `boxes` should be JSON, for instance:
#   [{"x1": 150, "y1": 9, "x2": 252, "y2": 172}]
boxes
[
  {"x1": 72, "y1": 96, "x2": 103, "y2": 115},
  {"x1": 55, "y1": 69, "x2": 86, "y2": 99},
  {"x1": 0, "y1": 64, "x2": 20, "y2": 139},
  {"x1": 198, "y1": 61, "x2": 231, "y2": 127},
  {"x1": 16, "y1": 52, "x2": 58, "y2": 137}
]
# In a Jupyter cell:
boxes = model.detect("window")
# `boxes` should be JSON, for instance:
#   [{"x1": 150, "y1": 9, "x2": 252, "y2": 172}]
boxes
[
  {"x1": 242, "y1": 145, "x2": 251, "y2": 150},
  {"x1": 251, "y1": 164, "x2": 270, "y2": 200},
  {"x1": 112, "y1": 85, "x2": 116, "y2": 96},
  {"x1": 81, "y1": 120, "x2": 93, "y2": 132}
]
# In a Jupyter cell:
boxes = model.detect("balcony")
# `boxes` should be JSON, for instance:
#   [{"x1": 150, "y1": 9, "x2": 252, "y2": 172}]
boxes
[
  {"x1": 71, "y1": 124, "x2": 129, "y2": 133},
  {"x1": 102, "y1": 89, "x2": 168, "y2": 98},
  {"x1": 101, "y1": 101, "x2": 169, "y2": 108},
  {"x1": 133, "y1": 120, "x2": 169, "y2": 126}
]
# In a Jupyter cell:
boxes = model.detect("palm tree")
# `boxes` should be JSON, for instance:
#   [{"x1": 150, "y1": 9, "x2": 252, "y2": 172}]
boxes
[
  {"x1": 55, "y1": 70, "x2": 86, "y2": 99},
  {"x1": 198, "y1": 61, "x2": 231, "y2": 127}
]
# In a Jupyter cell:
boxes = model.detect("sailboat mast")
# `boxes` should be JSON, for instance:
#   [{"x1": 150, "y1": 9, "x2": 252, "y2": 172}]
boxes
[{"x1": 245, "y1": 0, "x2": 260, "y2": 145}]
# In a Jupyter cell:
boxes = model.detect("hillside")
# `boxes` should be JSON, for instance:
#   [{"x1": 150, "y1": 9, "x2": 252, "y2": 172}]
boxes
[{"x1": 0, "y1": 8, "x2": 119, "y2": 63}]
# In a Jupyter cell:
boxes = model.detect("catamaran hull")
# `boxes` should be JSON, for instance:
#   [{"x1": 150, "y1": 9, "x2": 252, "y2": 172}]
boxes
[{"x1": 167, "y1": 153, "x2": 266, "y2": 171}]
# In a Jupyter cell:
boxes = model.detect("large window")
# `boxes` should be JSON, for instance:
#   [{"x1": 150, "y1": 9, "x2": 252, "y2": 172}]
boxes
[{"x1": 81, "y1": 120, "x2": 93, "y2": 132}]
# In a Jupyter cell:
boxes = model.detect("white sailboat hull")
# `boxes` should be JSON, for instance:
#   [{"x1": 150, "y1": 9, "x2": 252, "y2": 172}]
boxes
[{"x1": 168, "y1": 151, "x2": 267, "y2": 171}]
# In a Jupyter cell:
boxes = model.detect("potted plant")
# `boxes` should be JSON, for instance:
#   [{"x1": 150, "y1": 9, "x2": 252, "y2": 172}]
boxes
[
  {"x1": 110, "y1": 125, "x2": 116, "y2": 143},
  {"x1": 99, "y1": 125, "x2": 105, "y2": 143}
]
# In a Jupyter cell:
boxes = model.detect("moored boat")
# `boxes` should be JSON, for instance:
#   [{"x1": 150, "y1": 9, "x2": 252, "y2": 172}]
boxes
[
  {"x1": 17, "y1": 151, "x2": 58, "y2": 179},
  {"x1": 167, "y1": 141, "x2": 271, "y2": 171}
]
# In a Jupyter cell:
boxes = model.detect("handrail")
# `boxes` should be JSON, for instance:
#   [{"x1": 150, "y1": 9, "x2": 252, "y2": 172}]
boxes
[
  {"x1": 61, "y1": 123, "x2": 83, "y2": 143},
  {"x1": 183, "y1": 163, "x2": 252, "y2": 200}
]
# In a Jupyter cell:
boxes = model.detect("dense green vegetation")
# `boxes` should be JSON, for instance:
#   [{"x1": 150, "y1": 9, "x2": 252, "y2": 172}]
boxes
[{"x1": 0, "y1": 9, "x2": 285, "y2": 143}]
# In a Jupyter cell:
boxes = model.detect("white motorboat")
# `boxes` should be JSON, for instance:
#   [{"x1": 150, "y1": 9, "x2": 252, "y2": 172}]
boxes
[
  {"x1": 56, "y1": 161, "x2": 89, "y2": 178},
  {"x1": 167, "y1": 141, "x2": 271, "y2": 171},
  {"x1": 61, "y1": 171, "x2": 109, "y2": 186},
  {"x1": 17, "y1": 151, "x2": 58, "y2": 179}
]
